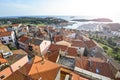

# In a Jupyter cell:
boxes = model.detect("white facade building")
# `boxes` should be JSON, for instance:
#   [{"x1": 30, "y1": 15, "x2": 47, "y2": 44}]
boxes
[
  {"x1": 0, "y1": 31, "x2": 16, "y2": 46},
  {"x1": 40, "y1": 40, "x2": 51, "y2": 55}
]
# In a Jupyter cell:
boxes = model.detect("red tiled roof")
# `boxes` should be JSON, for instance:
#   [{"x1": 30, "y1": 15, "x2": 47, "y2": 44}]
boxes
[
  {"x1": 0, "y1": 27, "x2": 7, "y2": 32},
  {"x1": 48, "y1": 44, "x2": 67, "y2": 52},
  {"x1": 18, "y1": 36, "x2": 29, "y2": 43},
  {"x1": 54, "y1": 35, "x2": 63, "y2": 42},
  {"x1": 67, "y1": 47, "x2": 78, "y2": 57},
  {"x1": 75, "y1": 57, "x2": 114, "y2": 79},
  {"x1": 18, "y1": 60, "x2": 33, "y2": 76},
  {"x1": 45, "y1": 44, "x2": 67, "y2": 62},
  {"x1": 78, "y1": 36, "x2": 84, "y2": 41},
  {"x1": 28, "y1": 56, "x2": 60, "y2": 80},
  {"x1": 84, "y1": 39, "x2": 96, "y2": 49},
  {"x1": 0, "y1": 67, "x2": 12, "y2": 80},
  {"x1": 0, "y1": 58, "x2": 8, "y2": 64},
  {"x1": 45, "y1": 51, "x2": 59, "y2": 62},
  {"x1": 45, "y1": 44, "x2": 79, "y2": 63},
  {"x1": 4, "y1": 70, "x2": 29, "y2": 80},
  {"x1": 71, "y1": 40, "x2": 86, "y2": 47},
  {"x1": 0, "y1": 31, "x2": 11, "y2": 37}
]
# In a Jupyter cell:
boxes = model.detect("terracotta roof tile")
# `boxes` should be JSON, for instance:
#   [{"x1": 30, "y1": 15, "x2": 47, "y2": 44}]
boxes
[
  {"x1": 0, "y1": 27, "x2": 7, "y2": 32},
  {"x1": 84, "y1": 39, "x2": 96, "y2": 49},
  {"x1": 48, "y1": 44, "x2": 67, "y2": 52},
  {"x1": 28, "y1": 56, "x2": 60, "y2": 80},
  {"x1": 54, "y1": 35, "x2": 63, "y2": 42},
  {"x1": 71, "y1": 40, "x2": 86, "y2": 47},
  {"x1": 45, "y1": 51, "x2": 59, "y2": 62},
  {"x1": 45, "y1": 44, "x2": 67, "y2": 62},
  {"x1": 75, "y1": 57, "x2": 114, "y2": 79},
  {"x1": 18, "y1": 59, "x2": 33, "y2": 76},
  {"x1": 78, "y1": 36, "x2": 84, "y2": 41},
  {"x1": 4, "y1": 70, "x2": 29, "y2": 80},
  {"x1": 63, "y1": 36, "x2": 74, "y2": 42},
  {"x1": 0, "y1": 58, "x2": 8, "y2": 64},
  {"x1": 45, "y1": 44, "x2": 78, "y2": 62},
  {"x1": 18, "y1": 36, "x2": 29, "y2": 43},
  {"x1": 0, "y1": 67, "x2": 12, "y2": 80},
  {"x1": 67, "y1": 47, "x2": 78, "y2": 57},
  {"x1": 0, "y1": 31, "x2": 11, "y2": 37}
]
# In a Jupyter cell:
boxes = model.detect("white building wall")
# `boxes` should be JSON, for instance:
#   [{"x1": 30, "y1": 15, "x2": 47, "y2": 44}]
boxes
[
  {"x1": 40, "y1": 40, "x2": 51, "y2": 55},
  {"x1": 55, "y1": 70, "x2": 60, "y2": 80},
  {"x1": 11, "y1": 31, "x2": 16, "y2": 42},
  {"x1": 75, "y1": 67, "x2": 111, "y2": 80},
  {"x1": 0, "y1": 31, "x2": 16, "y2": 46}
]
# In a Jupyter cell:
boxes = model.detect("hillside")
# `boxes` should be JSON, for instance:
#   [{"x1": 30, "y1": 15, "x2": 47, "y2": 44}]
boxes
[{"x1": 72, "y1": 18, "x2": 112, "y2": 22}]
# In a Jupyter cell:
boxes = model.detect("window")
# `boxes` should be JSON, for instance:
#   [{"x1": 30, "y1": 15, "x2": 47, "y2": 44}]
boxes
[
  {"x1": 2, "y1": 41, "x2": 6, "y2": 43},
  {"x1": 9, "y1": 40, "x2": 13, "y2": 42},
  {"x1": 29, "y1": 46, "x2": 33, "y2": 51},
  {"x1": 93, "y1": 48, "x2": 96, "y2": 50}
]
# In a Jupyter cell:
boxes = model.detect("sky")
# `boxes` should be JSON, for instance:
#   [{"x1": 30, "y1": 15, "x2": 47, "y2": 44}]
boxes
[{"x1": 0, "y1": 0, "x2": 120, "y2": 22}]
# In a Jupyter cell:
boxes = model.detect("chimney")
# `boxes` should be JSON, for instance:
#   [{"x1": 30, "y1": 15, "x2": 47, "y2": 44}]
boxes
[{"x1": 41, "y1": 55, "x2": 45, "y2": 64}]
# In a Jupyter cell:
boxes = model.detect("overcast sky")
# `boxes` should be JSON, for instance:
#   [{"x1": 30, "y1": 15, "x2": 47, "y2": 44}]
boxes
[{"x1": 0, "y1": 0, "x2": 120, "y2": 21}]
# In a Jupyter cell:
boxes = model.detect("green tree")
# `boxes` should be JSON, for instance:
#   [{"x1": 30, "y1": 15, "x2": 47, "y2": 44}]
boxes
[{"x1": 103, "y1": 46, "x2": 108, "y2": 50}]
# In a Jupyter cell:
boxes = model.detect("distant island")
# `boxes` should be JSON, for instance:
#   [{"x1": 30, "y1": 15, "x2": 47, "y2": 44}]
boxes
[{"x1": 72, "y1": 18, "x2": 113, "y2": 22}]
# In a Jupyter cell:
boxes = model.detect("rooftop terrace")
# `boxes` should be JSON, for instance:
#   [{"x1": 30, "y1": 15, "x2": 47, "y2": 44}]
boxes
[{"x1": 57, "y1": 55, "x2": 75, "y2": 70}]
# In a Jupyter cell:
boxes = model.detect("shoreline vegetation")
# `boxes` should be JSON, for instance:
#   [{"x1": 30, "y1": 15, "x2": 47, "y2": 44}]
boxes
[{"x1": 0, "y1": 17, "x2": 68, "y2": 26}]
